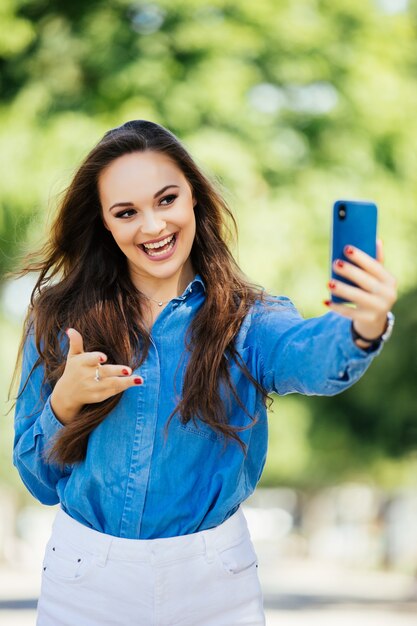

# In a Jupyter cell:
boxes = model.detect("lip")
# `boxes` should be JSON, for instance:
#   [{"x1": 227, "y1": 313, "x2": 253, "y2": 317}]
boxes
[
  {"x1": 140, "y1": 232, "x2": 176, "y2": 246},
  {"x1": 136, "y1": 232, "x2": 179, "y2": 262}
]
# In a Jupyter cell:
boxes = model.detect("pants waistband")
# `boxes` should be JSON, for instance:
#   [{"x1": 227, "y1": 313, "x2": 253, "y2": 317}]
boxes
[{"x1": 50, "y1": 507, "x2": 250, "y2": 566}]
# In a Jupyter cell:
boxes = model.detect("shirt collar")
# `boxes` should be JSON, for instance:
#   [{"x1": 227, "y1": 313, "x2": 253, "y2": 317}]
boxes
[
  {"x1": 180, "y1": 273, "x2": 206, "y2": 299},
  {"x1": 192, "y1": 273, "x2": 206, "y2": 293}
]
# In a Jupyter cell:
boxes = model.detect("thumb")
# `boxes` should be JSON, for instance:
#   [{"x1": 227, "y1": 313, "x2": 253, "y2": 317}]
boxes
[{"x1": 66, "y1": 328, "x2": 84, "y2": 356}]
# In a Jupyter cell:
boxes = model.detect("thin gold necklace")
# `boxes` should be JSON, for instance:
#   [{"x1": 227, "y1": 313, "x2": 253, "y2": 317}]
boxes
[{"x1": 141, "y1": 293, "x2": 171, "y2": 307}]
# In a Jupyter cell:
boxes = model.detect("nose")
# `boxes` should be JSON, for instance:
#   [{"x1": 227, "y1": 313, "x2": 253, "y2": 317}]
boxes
[{"x1": 140, "y1": 210, "x2": 166, "y2": 236}]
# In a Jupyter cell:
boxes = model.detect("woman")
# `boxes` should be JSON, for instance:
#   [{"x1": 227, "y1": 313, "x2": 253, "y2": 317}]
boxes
[{"x1": 10, "y1": 120, "x2": 397, "y2": 625}]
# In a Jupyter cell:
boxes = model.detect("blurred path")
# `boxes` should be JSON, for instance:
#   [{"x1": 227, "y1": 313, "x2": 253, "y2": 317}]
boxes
[{"x1": 260, "y1": 555, "x2": 417, "y2": 625}]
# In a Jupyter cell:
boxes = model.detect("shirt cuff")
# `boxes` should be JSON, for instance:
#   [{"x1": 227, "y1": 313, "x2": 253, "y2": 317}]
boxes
[
  {"x1": 33, "y1": 395, "x2": 66, "y2": 441},
  {"x1": 342, "y1": 316, "x2": 385, "y2": 360},
  {"x1": 329, "y1": 313, "x2": 384, "y2": 386}
]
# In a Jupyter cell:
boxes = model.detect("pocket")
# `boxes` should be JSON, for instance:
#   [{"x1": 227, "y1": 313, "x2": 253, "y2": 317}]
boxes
[
  {"x1": 42, "y1": 538, "x2": 95, "y2": 584},
  {"x1": 216, "y1": 535, "x2": 258, "y2": 577},
  {"x1": 179, "y1": 419, "x2": 222, "y2": 443}
]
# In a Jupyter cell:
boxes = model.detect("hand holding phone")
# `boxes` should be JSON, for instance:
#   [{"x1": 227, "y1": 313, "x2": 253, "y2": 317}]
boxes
[
  {"x1": 330, "y1": 200, "x2": 378, "y2": 304},
  {"x1": 325, "y1": 199, "x2": 397, "y2": 348}
]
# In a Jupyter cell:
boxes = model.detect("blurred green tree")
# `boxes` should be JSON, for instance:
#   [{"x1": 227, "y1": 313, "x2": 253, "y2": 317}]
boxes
[
  {"x1": 1, "y1": 0, "x2": 416, "y2": 290},
  {"x1": 1, "y1": 0, "x2": 416, "y2": 485}
]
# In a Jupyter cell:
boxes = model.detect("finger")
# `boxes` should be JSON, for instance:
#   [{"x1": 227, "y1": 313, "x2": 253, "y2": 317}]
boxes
[
  {"x1": 323, "y1": 300, "x2": 376, "y2": 323},
  {"x1": 83, "y1": 351, "x2": 108, "y2": 366},
  {"x1": 66, "y1": 330, "x2": 108, "y2": 363},
  {"x1": 343, "y1": 245, "x2": 388, "y2": 282},
  {"x1": 376, "y1": 239, "x2": 384, "y2": 265},
  {"x1": 332, "y1": 260, "x2": 393, "y2": 298},
  {"x1": 129, "y1": 375, "x2": 144, "y2": 387},
  {"x1": 333, "y1": 253, "x2": 395, "y2": 292},
  {"x1": 66, "y1": 328, "x2": 84, "y2": 356},
  {"x1": 88, "y1": 374, "x2": 144, "y2": 405},
  {"x1": 96, "y1": 364, "x2": 132, "y2": 378},
  {"x1": 328, "y1": 280, "x2": 388, "y2": 314},
  {"x1": 110, "y1": 374, "x2": 144, "y2": 394},
  {"x1": 323, "y1": 300, "x2": 357, "y2": 319}
]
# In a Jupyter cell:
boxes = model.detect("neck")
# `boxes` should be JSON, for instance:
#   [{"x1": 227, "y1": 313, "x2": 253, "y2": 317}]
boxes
[{"x1": 129, "y1": 261, "x2": 196, "y2": 302}]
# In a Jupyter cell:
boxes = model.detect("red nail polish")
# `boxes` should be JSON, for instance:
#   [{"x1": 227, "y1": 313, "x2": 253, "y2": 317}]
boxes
[
  {"x1": 336, "y1": 260, "x2": 344, "y2": 268},
  {"x1": 134, "y1": 377, "x2": 143, "y2": 385},
  {"x1": 345, "y1": 246, "x2": 354, "y2": 255},
  {"x1": 99, "y1": 356, "x2": 106, "y2": 363},
  {"x1": 328, "y1": 281, "x2": 336, "y2": 290},
  {"x1": 323, "y1": 300, "x2": 331, "y2": 306},
  {"x1": 122, "y1": 369, "x2": 130, "y2": 376}
]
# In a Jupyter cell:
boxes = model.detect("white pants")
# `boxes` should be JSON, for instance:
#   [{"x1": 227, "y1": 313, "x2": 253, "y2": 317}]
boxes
[{"x1": 37, "y1": 506, "x2": 265, "y2": 625}]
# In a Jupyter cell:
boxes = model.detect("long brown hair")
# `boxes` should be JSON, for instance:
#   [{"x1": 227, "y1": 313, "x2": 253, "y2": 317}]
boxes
[{"x1": 8, "y1": 120, "x2": 274, "y2": 465}]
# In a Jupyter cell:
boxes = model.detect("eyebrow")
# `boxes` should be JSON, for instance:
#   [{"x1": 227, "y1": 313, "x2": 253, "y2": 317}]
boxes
[{"x1": 108, "y1": 184, "x2": 180, "y2": 212}]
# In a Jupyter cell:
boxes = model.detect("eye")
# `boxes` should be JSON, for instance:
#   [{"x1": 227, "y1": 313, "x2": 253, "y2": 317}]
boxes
[
  {"x1": 160, "y1": 194, "x2": 177, "y2": 206},
  {"x1": 115, "y1": 209, "x2": 136, "y2": 219}
]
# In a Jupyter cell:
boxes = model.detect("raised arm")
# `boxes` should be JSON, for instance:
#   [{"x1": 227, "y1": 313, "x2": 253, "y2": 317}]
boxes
[
  {"x1": 250, "y1": 241, "x2": 396, "y2": 396},
  {"x1": 250, "y1": 297, "x2": 383, "y2": 396}
]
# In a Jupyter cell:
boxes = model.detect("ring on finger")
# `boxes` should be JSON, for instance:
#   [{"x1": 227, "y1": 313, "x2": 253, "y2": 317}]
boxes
[{"x1": 94, "y1": 363, "x2": 102, "y2": 382}]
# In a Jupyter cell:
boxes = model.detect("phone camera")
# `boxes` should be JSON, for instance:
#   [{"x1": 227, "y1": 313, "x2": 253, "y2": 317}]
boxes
[{"x1": 338, "y1": 204, "x2": 347, "y2": 220}]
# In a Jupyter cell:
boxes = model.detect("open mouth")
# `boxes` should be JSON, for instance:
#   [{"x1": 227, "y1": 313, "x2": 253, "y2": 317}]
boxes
[{"x1": 139, "y1": 232, "x2": 177, "y2": 257}]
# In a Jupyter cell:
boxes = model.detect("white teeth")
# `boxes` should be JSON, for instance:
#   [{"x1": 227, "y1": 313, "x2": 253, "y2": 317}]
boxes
[
  {"x1": 143, "y1": 234, "x2": 174, "y2": 249},
  {"x1": 142, "y1": 234, "x2": 176, "y2": 257}
]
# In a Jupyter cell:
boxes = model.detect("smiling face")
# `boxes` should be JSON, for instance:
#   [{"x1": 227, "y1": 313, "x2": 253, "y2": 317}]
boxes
[{"x1": 99, "y1": 150, "x2": 196, "y2": 295}]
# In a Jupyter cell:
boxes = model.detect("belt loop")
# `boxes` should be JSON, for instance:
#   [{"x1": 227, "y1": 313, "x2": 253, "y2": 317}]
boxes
[
  {"x1": 202, "y1": 531, "x2": 216, "y2": 565},
  {"x1": 95, "y1": 538, "x2": 112, "y2": 568}
]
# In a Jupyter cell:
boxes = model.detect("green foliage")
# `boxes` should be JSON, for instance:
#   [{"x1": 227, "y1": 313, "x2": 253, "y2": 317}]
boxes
[
  {"x1": 1, "y1": 1, "x2": 417, "y2": 293},
  {"x1": 1, "y1": 0, "x2": 416, "y2": 486}
]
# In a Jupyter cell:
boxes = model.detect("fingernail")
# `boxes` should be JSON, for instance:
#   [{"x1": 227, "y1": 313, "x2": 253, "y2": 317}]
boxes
[
  {"x1": 99, "y1": 356, "x2": 106, "y2": 363},
  {"x1": 122, "y1": 369, "x2": 130, "y2": 376},
  {"x1": 323, "y1": 300, "x2": 331, "y2": 306},
  {"x1": 336, "y1": 260, "x2": 344, "y2": 268},
  {"x1": 328, "y1": 281, "x2": 336, "y2": 290},
  {"x1": 134, "y1": 377, "x2": 143, "y2": 385},
  {"x1": 345, "y1": 246, "x2": 354, "y2": 255}
]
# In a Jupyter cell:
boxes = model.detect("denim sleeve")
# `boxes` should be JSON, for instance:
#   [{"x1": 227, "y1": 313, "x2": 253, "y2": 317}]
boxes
[
  {"x1": 251, "y1": 296, "x2": 384, "y2": 396},
  {"x1": 13, "y1": 329, "x2": 67, "y2": 505}
]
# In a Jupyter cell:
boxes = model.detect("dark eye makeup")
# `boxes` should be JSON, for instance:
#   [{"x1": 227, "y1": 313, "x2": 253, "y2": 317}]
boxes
[
  {"x1": 114, "y1": 194, "x2": 178, "y2": 219},
  {"x1": 115, "y1": 209, "x2": 136, "y2": 219},
  {"x1": 160, "y1": 194, "x2": 178, "y2": 205}
]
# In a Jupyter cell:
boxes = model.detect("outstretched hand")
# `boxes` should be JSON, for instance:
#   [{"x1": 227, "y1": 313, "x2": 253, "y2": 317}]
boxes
[
  {"x1": 324, "y1": 240, "x2": 397, "y2": 342},
  {"x1": 50, "y1": 328, "x2": 143, "y2": 425}
]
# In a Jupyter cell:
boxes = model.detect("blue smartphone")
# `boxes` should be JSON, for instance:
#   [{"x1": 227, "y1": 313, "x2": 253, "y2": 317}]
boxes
[{"x1": 330, "y1": 199, "x2": 378, "y2": 304}]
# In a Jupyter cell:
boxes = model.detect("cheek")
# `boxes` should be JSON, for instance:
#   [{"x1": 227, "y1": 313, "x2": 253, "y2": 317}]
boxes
[{"x1": 179, "y1": 204, "x2": 196, "y2": 231}]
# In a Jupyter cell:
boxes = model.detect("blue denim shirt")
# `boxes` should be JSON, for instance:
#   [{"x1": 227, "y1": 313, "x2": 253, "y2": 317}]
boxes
[{"x1": 13, "y1": 274, "x2": 383, "y2": 539}]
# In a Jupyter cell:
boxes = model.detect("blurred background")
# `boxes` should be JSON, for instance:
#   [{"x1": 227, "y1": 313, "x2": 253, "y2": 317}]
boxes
[{"x1": 1, "y1": 0, "x2": 417, "y2": 624}]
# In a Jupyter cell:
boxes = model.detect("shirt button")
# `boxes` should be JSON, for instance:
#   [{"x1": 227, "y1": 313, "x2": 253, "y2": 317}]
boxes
[{"x1": 338, "y1": 371, "x2": 345, "y2": 378}]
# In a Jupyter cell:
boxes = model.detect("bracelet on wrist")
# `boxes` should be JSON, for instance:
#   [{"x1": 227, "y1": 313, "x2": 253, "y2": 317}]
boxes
[
  {"x1": 350, "y1": 311, "x2": 394, "y2": 350},
  {"x1": 351, "y1": 325, "x2": 384, "y2": 343}
]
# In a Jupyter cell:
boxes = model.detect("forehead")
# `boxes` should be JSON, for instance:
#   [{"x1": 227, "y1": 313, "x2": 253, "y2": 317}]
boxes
[{"x1": 98, "y1": 151, "x2": 186, "y2": 198}]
